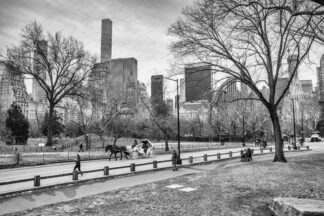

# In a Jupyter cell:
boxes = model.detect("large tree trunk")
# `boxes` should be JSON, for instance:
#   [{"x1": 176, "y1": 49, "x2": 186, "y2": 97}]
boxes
[
  {"x1": 46, "y1": 104, "x2": 54, "y2": 146},
  {"x1": 270, "y1": 108, "x2": 287, "y2": 162},
  {"x1": 164, "y1": 133, "x2": 169, "y2": 152}
]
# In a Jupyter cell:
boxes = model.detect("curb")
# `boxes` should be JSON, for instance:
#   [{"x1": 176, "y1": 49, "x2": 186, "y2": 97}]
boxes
[{"x1": 0, "y1": 149, "x2": 311, "y2": 198}]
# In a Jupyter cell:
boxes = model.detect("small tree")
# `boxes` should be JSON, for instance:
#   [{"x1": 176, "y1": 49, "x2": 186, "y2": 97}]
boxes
[{"x1": 5, "y1": 104, "x2": 29, "y2": 144}]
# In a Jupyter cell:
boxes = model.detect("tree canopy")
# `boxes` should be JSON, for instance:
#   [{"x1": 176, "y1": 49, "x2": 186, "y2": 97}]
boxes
[
  {"x1": 169, "y1": 0, "x2": 324, "y2": 162},
  {"x1": 5, "y1": 103, "x2": 29, "y2": 144}
]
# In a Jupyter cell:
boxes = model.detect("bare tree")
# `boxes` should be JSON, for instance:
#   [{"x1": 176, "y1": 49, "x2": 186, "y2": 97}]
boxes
[
  {"x1": 140, "y1": 97, "x2": 176, "y2": 151},
  {"x1": 169, "y1": 0, "x2": 324, "y2": 162},
  {"x1": 5, "y1": 22, "x2": 95, "y2": 146},
  {"x1": 108, "y1": 112, "x2": 135, "y2": 146}
]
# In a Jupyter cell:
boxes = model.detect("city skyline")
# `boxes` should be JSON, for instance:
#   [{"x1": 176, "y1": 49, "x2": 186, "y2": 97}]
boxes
[
  {"x1": 0, "y1": 0, "x2": 194, "y2": 95},
  {"x1": 0, "y1": 0, "x2": 323, "y2": 98}
]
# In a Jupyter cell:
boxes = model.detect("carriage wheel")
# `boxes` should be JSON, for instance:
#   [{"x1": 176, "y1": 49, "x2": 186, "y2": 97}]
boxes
[
  {"x1": 131, "y1": 151, "x2": 138, "y2": 160},
  {"x1": 149, "y1": 149, "x2": 155, "y2": 157}
]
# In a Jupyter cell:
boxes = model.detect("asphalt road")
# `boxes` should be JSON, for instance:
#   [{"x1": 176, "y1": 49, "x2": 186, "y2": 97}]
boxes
[{"x1": 0, "y1": 146, "x2": 259, "y2": 195}]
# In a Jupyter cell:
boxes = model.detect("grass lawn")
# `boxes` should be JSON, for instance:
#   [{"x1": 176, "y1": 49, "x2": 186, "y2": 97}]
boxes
[{"x1": 14, "y1": 153, "x2": 324, "y2": 216}]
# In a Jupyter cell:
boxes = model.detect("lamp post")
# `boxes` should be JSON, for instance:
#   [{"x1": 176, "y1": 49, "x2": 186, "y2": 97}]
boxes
[{"x1": 165, "y1": 77, "x2": 181, "y2": 158}]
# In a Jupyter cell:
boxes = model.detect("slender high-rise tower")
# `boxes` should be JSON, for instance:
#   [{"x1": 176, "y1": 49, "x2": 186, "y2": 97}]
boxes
[
  {"x1": 316, "y1": 54, "x2": 324, "y2": 136},
  {"x1": 33, "y1": 40, "x2": 47, "y2": 103},
  {"x1": 101, "y1": 19, "x2": 112, "y2": 62},
  {"x1": 151, "y1": 75, "x2": 164, "y2": 109}
]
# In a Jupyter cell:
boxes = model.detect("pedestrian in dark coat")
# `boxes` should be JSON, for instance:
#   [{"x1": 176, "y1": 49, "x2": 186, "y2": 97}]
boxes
[
  {"x1": 79, "y1": 143, "x2": 84, "y2": 152},
  {"x1": 171, "y1": 150, "x2": 178, "y2": 171},
  {"x1": 73, "y1": 154, "x2": 83, "y2": 175}
]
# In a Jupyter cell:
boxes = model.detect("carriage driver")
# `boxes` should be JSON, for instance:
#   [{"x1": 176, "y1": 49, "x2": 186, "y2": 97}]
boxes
[{"x1": 131, "y1": 140, "x2": 138, "y2": 149}]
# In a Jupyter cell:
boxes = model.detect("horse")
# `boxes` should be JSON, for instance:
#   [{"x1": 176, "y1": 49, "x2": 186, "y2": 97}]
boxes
[{"x1": 105, "y1": 145, "x2": 130, "y2": 161}]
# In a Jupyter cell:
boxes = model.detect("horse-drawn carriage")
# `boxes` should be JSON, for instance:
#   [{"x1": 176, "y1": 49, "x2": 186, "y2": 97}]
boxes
[{"x1": 105, "y1": 139, "x2": 155, "y2": 161}]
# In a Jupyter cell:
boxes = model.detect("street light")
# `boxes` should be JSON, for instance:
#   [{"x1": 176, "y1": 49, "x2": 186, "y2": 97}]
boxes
[{"x1": 165, "y1": 77, "x2": 181, "y2": 159}]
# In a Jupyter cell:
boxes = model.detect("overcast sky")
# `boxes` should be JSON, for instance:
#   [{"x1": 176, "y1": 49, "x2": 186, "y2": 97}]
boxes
[
  {"x1": 0, "y1": 0, "x2": 194, "y2": 95},
  {"x1": 0, "y1": 0, "x2": 323, "y2": 97}
]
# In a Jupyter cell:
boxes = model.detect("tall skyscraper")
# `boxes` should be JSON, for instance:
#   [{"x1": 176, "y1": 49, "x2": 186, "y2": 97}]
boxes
[
  {"x1": 288, "y1": 54, "x2": 298, "y2": 78},
  {"x1": 151, "y1": 75, "x2": 163, "y2": 109},
  {"x1": 32, "y1": 40, "x2": 47, "y2": 103},
  {"x1": 101, "y1": 19, "x2": 112, "y2": 62},
  {"x1": 185, "y1": 64, "x2": 212, "y2": 102},
  {"x1": 316, "y1": 54, "x2": 324, "y2": 135},
  {"x1": 110, "y1": 58, "x2": 138, "y2": 107},
  {"x1": 317, "y1": 54, "x2": 324, "y2": 101},
  {"x1": 89, "y1": 19, "x2": 138, "y2": 109},
  {"x1": 0, "y1": 62, "x2": 29, "y2": 118}
]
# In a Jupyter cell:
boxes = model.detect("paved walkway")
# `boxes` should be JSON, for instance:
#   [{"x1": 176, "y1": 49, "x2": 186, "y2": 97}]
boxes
[{"x1": 1, "y1": 142, "x2": 323, "y2": 215}]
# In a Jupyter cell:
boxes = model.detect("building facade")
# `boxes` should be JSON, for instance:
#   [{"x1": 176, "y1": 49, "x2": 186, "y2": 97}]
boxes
[
  {"x1": 151, "y1": 75, "x2": 164, "y2": 109},
  {"x1": 300, "y1": 80, "x2": 313, "y2": 93},
  {"x1": 316, "y1": 54, "x2": 324, "y2": 135},
  {"x1": 185, "y1": 64, "x2": 212, "y2": 102},
  {"x1": 32, "y1": 40, "x2": 47, "y2": 103},
  {"x1": 0, "y1": 62, "x2": 29, "y2": 118}
]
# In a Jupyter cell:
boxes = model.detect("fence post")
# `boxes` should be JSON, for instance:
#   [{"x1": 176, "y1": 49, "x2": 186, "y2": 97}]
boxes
[
  {"x1": 73, "y1": 171, "x2": 78, "y2": 180},
  {"x1": 306, "y1": 146, "x2": 309, "y2": 150},
  {"x1": 189, "y1": 156, "x2": 193, "y2": 163},
  {"x1": 288, "y1": 146, "x2": 291, "y2": 150},
  {"x1": 68, "y1": 151, "x2": 69, "y2": 160},
  {"x1": 104, "y1": 166, "x2": 109, "y2": 176},
  {"x1": 217, "y1": 153, "x2": 221, "y2": 159},
  {"x1": 229, "y1": 151, "x2": 232, "y2": 157},
  {"x1": 153, "y1": 160, "x2": 157, "y2": 168},
  {"x1": 260, "y1": 148, "x2": 263, "y2": 153},
  {"x1": 43, "y1": 152, "x2": 44, "y2": 163},
  {"x1": 269, "y1": 147, "x2": 273, "y2": 153},
  {"x1": 297, "y1": 146, "x2": 301, "y2": 150},
  {"x1": 130, "y1": 163, "x2": 135, "y2": 172},
  {"x1": 34, "y1": 175, "x2": 40, "y2": 187},
  {"x1": 203, "y1": 154, "x2": 207, "y2": 162}
]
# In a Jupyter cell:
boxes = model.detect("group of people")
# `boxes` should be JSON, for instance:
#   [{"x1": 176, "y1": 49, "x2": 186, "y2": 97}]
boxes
[
  {"x1": 171, "y1": 150, "x2": 181, "y2": 171},
  {"x1": 241, "y1": 148, "x2": 253, "y2": 162},
  {"x1": 131, "y1": 139, "x2": 153, "y2": 157}
]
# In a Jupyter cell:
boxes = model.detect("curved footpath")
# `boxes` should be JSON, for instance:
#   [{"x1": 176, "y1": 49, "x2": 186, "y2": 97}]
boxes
[{"x1": 0, "y1": 143, "x2": 323, "y2": 215}]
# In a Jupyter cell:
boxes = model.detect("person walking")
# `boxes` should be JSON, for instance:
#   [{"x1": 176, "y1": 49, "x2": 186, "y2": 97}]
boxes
[
  {"x1": 73, "y1": 154, "x2": 83, "y2": 176},
  {"x1": 79, "y1": 143, "x2": 84, "y2": 152},
  {"x1": 171, "y1": 150, "x2": 178, "y2": 171}
]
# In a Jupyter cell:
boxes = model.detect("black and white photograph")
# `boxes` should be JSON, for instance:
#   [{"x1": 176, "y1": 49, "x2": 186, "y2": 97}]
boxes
[{"x1": 0, "y1": 0, "x2": 324, "y2": 215}]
